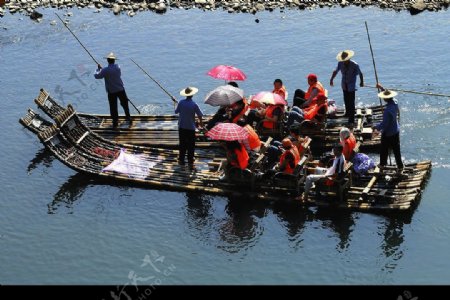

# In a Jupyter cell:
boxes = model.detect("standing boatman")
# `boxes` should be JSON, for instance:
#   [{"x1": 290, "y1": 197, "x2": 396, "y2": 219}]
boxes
[
  {"x1": 94, "y1": 52, "x2": 132, "y2": 128},
  {"x1": 175, "y1": 87, "x2": 204, "y2": 169},
  {"x1": 372, "y1": 83, "x2": 404, "y2": 171},
  {"x1": 330, "y1": 50, "x2": 364, "y2": 126}
]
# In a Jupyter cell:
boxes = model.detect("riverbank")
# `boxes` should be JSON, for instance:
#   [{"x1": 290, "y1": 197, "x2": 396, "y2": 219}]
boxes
[{"x1": 0, "y1": 0, "x2": 449, "y2": 19}]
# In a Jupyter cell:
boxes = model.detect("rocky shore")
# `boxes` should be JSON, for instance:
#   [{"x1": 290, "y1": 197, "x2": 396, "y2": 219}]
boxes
[{"x1": 0, "y1": 0, "x2": 449, "y2": 20}]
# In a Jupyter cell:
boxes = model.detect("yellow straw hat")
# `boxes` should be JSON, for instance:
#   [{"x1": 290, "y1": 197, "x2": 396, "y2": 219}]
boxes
[
  {"x1": 378, "y1": 89, "x2": 398, "y2": 99},
  {"x1": 104, "y1": 52, "x2": 118, "y2": 60},
  {"x1": 336, "y1": 50, "x2": 354, "y2": 62},
  {"x1": 180, "y1": 87, "x2": 199, "y2": 97}
]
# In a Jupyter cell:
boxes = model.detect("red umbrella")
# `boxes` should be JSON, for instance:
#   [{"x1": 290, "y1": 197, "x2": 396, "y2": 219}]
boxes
[
  {"x1": 251, "y1": 91, "x2": 287, "y2": 106},
  {"x1": 205, "y1": 123, "x2": 249, "y2": 141},
  {"x1": 207, "y1": 65, "x2": 247, "y2": 81}
]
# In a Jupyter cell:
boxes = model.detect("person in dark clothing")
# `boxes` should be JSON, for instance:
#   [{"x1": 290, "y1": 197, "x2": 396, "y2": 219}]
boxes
[
  {"x1": 330, "y1": 50, "x2": 364, "y2": 125},
  {"x1": 94, "y1": 52, "x2": 132, "y2": 128},
  {"x1": 175, "y1": 87, "x2": 204, "y2": 169},
  {"x1": 372, "y1": 84, "x2": 403, "y2": 170}
]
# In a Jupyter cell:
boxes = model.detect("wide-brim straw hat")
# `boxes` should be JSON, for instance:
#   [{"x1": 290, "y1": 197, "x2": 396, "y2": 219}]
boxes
[
  {"x1": 104, "y1": 52, "x2": 118, "y2": 60},
  {"x1": 180, "y1": 87, "x2": 199, "y2": 97},
  {"x1": 378, "y1": 89, "x2": 398, "y2": 99},
  {"x1": 336, "y1": 50, "x2": 354, "y2": 62}
]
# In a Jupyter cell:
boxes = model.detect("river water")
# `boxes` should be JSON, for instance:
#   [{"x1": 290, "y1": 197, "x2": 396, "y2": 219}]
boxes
[{"x1": 0, "y1": 6, "x2": 449, "y2": 284}]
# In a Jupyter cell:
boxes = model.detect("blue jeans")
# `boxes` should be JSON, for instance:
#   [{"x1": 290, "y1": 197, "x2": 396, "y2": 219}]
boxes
[{"x1": 286, "y1": 106, "x2": 304, "y2": 128}]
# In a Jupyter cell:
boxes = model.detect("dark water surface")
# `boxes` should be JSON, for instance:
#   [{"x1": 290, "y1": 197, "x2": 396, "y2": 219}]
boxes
[{"x1": 1, "y1": 7, "x2": 450, "y2": 284}]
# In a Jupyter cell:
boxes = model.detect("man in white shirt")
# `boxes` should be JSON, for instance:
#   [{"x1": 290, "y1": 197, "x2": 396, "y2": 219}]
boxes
[{"x1": 299, "y1": 144, "x2": 346, "y2": 202}]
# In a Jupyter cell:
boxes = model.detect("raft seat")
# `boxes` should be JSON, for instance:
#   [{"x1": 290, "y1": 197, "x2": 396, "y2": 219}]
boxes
[
  {"x1": 315, "y1": 162, "x2": 353, "y2": 202},
  {"x1": 272, "y1": 155, "x2": 310, "y2": 192}
]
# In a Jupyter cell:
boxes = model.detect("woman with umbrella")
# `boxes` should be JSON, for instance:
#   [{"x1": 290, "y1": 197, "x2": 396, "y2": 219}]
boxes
[
  {"x1": 205, "y1": 123, "x2": 250, "y2": 172},
  {"x1": 204, "y1": 83, "x2": 247, "y2": 130}
]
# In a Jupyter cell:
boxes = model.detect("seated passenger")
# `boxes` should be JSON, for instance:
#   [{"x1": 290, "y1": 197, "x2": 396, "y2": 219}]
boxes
[
  {"x1": 339, "y1": 127, "x2": 357, "y2": 161},
  {"x1": 273, "y1": 78, "x2": 288, "y2": 101},
  {"x1": 298, "y1": 144, "x2": 346, "y2": 202},
  {"x1": 291, "y1": 73, "x2": 326, "y2": 108},
  {"x1": 246, "y1": 103, "x2": 284, "y2": 129},
  {"x1": 237, "y1": 119, "x2": 261, "y2": 152},
  {"x1": 229, "y1": 99, "x2": 248, "y2": 123},
  {"x1": 225, "y1": 140, "x2": 249, "y2": 170},
  {"x1": 286, "y1": 92, "x2": 328, "y2": 128},
  {"x1": 288, "y1": 124, "x2": 311, "y2": 157},
  {"x1": 206, "y1": 106, "x2": 229, "y2": 130},
  {"x1": 278, "y1": 138, "x2": 301, "y2": 175}
]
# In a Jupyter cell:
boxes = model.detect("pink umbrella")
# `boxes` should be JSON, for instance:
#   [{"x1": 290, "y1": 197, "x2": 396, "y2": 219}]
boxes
[
  {"x1": 251, "y1": 91, "x2": 287, "y2": 106},
  {"x1": 205, "y1": 123, "x2": 249, "y2": 141},
  {"x1": 207, "y1": 65, "x2": 247, "y2": 81}
]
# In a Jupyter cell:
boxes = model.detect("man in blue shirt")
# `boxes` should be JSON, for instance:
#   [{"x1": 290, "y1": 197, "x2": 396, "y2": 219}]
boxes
[
  {"x1": 175, "y1": 87, "x2": 204, "y2": 169},
  {"x1": 330, "y1": 50, "x2": 364, "y2": 125},
  {"x1": 94, "y1": 52, "x2": 132, "y2": 128},
  {"x1": 373, "y1": 84, "x2": 403, "y2": 170}
]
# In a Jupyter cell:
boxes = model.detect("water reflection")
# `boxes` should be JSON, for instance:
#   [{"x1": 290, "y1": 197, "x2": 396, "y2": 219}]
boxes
[
  {"x1": 48, "y1": 173, "x2": 93, "y2": 214},
  {"x1": 272, "y1": 202, "x2": 315, "y2": 248},
  {"x1": 184, "y1": 192, "x2": 215, "y2": 244},
  {"x1": 48, "y1": 169, "x2": 414, "y2": 271},
  {"x1": 378, "y1": 213, "x2": 412, "y2": 273},
  {"x1": 315, "y1": 208, "x2": 356, "y2": 252},
  {"x1": 27, "y1": 147, "x2": 55, "y2": 174},
  {"x1": 216, "y1": 197, "x2": 266, "y2": 254}
]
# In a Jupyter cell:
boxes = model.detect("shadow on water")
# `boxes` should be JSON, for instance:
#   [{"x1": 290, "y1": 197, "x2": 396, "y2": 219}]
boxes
[
  {"x1": 44, "y1": 154, "x2": 416, "y2": 266},
  {"x1": 315, "y1": 208, "x2": 356, "y2": 252},
  {"x1": 48, "y1": 173, "x2": 94, "y2": 214},
  {"x1": 27, "y1": 147, "x2": 55, "y2": 174},
  {"x1": 378, "y1": 213, "x2": 413, "y2": 273},
  {"x1": 216, "y1": 196, "x2": 266, "y2": 254},
  {"x1": 272, "y1": 201, "x2": 315, "y2": 249}
]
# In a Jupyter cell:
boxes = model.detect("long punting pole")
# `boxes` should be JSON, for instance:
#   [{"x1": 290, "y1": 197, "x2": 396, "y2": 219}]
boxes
[
  {"x1": 364, "y1": 85, "x2": 450, "y2": 98},
  {"x1": 365, "y1": 21, "x2": 383, "y2": 107},
  {"x1": 130, "y1": 58, "x2": 178, "y2": 106},
  {"x1": 55, "y1": 13, "x2": 140, "y2": 114}
]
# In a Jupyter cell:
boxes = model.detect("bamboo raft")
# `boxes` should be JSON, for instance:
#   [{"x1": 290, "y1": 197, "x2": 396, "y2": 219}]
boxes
[
  {"x1": 32, "y1": 89, "x2": 382, "y2": 151},
  {"x1": 19, "y1": 103, "x2": 432, "y2": 212}
]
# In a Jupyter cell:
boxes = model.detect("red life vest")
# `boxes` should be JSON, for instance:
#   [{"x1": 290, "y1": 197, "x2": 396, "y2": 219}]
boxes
[
  {"x1": 262, "y1": 105, "x2": 284, "y2": 129},
  {"x1": 279, "y1": 147, "x2": 300, "y2": 174},
  {"x1": 303, "y1": 102, "x2": 328, "y2": 121},
  {"x1": 230, "y1": 144, "x2": 249, "y2": 170},
  {"x1": 342, "y1": 134, "x2": 357, "y2": 160},
  {"x1": 305, "y1": 81, "x2": 325, "y2": 102},
  {"x1": 245, "y1": 125, "x2": 261, "y2": 150}
]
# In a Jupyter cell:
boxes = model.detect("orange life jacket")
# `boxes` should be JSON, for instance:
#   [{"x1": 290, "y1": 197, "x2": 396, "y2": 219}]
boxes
[
  {"x1": 304, "y1": 81, "x2": 325, "y2": 102},
  {"x1": 230, "y1": 144, "x2": 249, "y2": 170},
  {"x1": 231, "y1": 103, "x2": 249, "y2": 123},
  {"x1": 273, "y1": 85, "x2": 287, "y2": 100},
  {"x1": 342, "y1": 134, "x2": 357, "y2": 160},
  {"x1": 245, "y1": 125, "x2": 261, "y2": 150},
  {"x1": 303, "y1": 101, "x2": 328, "y2": 121},
  {"x1": 279, "y1": 147, "x2": 300, "y2": 174},
  {"x1": 262, "y1": 105, "x2": 284, "y2": 129}
]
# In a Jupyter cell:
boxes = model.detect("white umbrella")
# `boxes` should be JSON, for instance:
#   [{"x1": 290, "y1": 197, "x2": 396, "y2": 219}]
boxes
[{"x1": 204, "y1": 85, "x2": 245, "y2": 107}]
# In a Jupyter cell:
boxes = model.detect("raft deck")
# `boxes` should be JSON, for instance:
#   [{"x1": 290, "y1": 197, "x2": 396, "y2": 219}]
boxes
[{"x1": 19, "y1": 104, "x2": 431, "y2": 212}]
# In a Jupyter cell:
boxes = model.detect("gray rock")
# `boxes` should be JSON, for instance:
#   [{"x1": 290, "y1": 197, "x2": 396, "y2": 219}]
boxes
[
  {"x1": 156, "y1": 3, "x2": 167, "y2": 13},
  {"x1": 112, "y1": 4, "x2": 121, "y2": 14},
  {"x1": 227, "y1": 7, "x2": 234, "y2": 13},
  {"x1": 255, "y1": 3, "x2": 265, "y2": 10},
  {"x1": 409, "y1": 0, "x2": 426, "y2": 15}
]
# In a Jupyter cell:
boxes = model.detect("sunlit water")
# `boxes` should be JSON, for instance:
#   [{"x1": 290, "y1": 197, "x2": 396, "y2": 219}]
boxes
[{"x1": 0, "y1": 6, "x2": 449, "y2": 284}]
